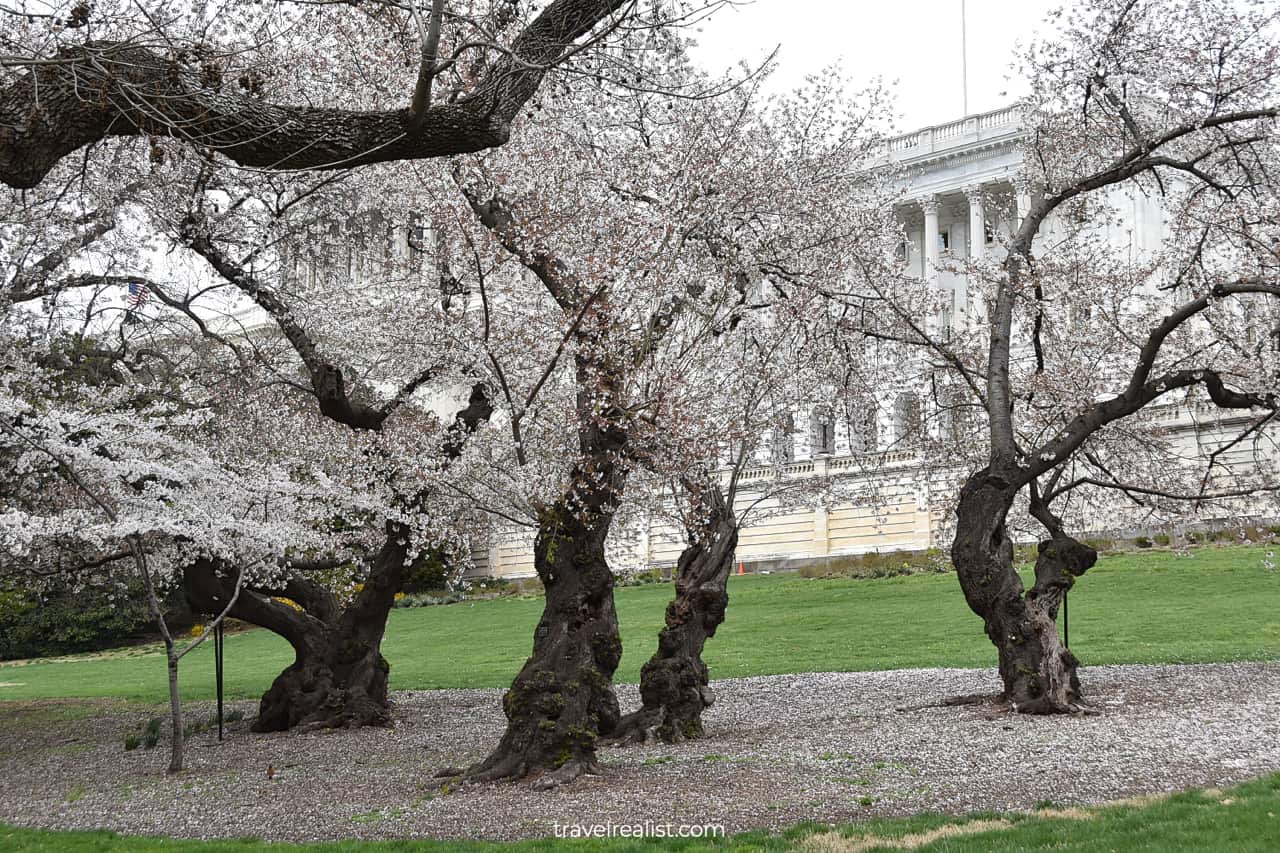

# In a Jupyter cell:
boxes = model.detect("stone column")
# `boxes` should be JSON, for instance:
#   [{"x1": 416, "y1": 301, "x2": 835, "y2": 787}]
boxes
[
  {"x1": 1015, "y1": 178, "x2": 1033, "y2": 225},
  {"x1": 639, "y1": 517, "x2": 652, "y2": 571},
  {"x1": 487, "y1": 535, "x2": 501, "y2": 579},
  {"x1": 921, "y1": 194, "x2": 940, "y2": 283},
  {"x1": 392, "y1": 224, "x2": 410, "y2": 262},
  {"x1": 959, "y1": 185, "x2": 987, "y2": 322},
  {"x1": 965, "y1": 185, "x2": 986, "y2": 260},
  {"x1": 913, "y1": 477, "x2": 932, "y2": 549},
  {"x1": 813, "y1": 506, "x2": 830, "y2": 558}
]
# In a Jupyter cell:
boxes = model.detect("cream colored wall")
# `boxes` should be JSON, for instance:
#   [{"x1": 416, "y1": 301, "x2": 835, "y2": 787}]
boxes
[
  {"x1": 827, "y1": 500, "x2": 927, "y2": 554},
  {"x1": 474, "y1": 466, "x2": 941, "y2": 580},
  {"x1": 470, "y1": 404, "x2": 1280, "y2": 580},
  {"x1": 475, "y1": 494, "x2": 937, "y2": 580},
  {"x1": 486, "y1": 528, "x2": 537, "y2": 578}
]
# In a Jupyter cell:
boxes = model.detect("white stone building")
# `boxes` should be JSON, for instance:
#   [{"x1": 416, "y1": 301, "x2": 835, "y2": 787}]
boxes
[{"x1": 471, "y1": 105, "x2": 1280, "y2": 579}]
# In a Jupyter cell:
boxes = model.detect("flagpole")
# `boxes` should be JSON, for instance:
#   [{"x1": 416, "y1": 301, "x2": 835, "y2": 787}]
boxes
[{"x1": 961, "y1": 0, "x2": 969, "y2": 116}]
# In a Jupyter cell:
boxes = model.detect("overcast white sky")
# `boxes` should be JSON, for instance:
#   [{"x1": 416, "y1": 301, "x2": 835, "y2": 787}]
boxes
[{"x1": 689, "y1": 0, "x2": 1061, "y2": 132}]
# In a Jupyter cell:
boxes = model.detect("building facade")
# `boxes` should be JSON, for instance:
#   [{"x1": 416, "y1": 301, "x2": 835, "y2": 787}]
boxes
[{"x1": 470, "y1": 105, "x2": 1280, "y2": 579}]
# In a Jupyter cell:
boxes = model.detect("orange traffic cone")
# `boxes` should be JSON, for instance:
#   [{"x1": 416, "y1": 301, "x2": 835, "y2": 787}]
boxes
[{"x1": 737, "y1": 560, "x2": 745, "y2": 576}]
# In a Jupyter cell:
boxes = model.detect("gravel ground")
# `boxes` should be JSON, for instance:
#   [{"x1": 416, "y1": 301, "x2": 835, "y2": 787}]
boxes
[{"x1": 1, "y1": 662, "x2": 1278, "y2": 843}]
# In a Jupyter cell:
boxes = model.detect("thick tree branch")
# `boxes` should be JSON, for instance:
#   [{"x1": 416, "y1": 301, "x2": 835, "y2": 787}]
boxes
[
  {"x1": 0, "y1": 0, "x2": 630, "y2": 188},
  {"x1": 184, "y1": 562, "x2": 322, "y2": 649},
  {"x1": 1028, "y1": 366, "x2": 1277, "y2": 484},
  {"x1": 441, "y1": 381, "x2": 493, "y2": 460},
  {"x1": 246, "y1": 571, "x2": 342, "y2": 626},
  {"x1": 455, "y1": 174, "x2": 582, "y2": 308},
  {"x1": 1010, "y1": 279, "x2": 1280, "y2": 482},
  {"x1": 179, "y1": 222, "x2": 438, "y2": 431}
]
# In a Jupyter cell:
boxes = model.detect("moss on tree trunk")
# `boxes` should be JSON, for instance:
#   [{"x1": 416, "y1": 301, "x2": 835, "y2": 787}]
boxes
[
  {"x1": 951, "y1": 470, "x2": 1096, "y2": 713},
  {"x1": 612, "y1": 481, "x2": 737, "y2": 744}
]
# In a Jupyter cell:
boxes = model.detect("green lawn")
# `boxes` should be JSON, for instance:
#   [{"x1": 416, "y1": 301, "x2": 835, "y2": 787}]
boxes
[
  {"x1": 3, "y1": 773, "x2": 1280, "y2": 851},
  {"x1": 1, "y1": 545, "x2": 1277, "y2": 704}
]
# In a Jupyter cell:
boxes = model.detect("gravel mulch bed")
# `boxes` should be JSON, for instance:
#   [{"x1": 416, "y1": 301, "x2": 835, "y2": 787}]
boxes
[{"x1": 1, "y1": 662, "x2": 1278, "y2": 842}]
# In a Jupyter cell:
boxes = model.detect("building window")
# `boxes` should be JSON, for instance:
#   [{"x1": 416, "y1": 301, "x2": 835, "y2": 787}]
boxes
[
  {"x1": 893, "y1": 392, "x2": 922, "y2": 449},
  {"x1": 894, "y1": 239, "x2": 909, "y2": 265},
  {"x1": 722, "y1": 439, "x2": 744, "y2": 467},
  {"x1": 811, "y1": 410, "x2": 835, "y2": 456},
  {"x1": 771, "y1": 413, "x2": 795, "y2": 464},
  {"x1": 984, "y1": 222, "x2": 995, "y2": 244},
  {"x1": 847, "y1": 402, "x2": 877, "y2": 454},
  {"x1": 409, "y1": 215, "x2": 429, "y2": 254},
  {"x1": 938, "y1": 227, "x2": 951, "y2": 253},
  {"x1": 938, "y1": 386, "x2": 967, "y2": 446},
  {"x1": 439, "y1": 262, "x2": 470, "y2": 310},
  {"x1": 1069, "y1": 302, "x2": 1094, "y2": 328}
]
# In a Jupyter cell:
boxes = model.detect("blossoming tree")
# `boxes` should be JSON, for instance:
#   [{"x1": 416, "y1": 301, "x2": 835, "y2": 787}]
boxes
[
  {"x1": 422, "y1": 37, "x2": 897, "y2": 781},
  {"x1": 831, "y1": 0, "x2": 1280, "y2": 713}
]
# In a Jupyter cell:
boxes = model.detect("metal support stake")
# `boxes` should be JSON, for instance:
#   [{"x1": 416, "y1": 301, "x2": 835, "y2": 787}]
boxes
[
  {"x1": 1062, "y1": 590, "x2": 1070, "y2": 649},
  {"x1": 214, "y1": 620, "x2": 225, "y2": 741}
]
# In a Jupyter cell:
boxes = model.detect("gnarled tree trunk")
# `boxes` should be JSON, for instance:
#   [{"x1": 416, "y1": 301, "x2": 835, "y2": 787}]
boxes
[
  {"x1": 184, "y1": 523, "x2": 409, "y2": 732},
  {"x1": 611, "y1": 480, "x2": 738, "y2": 743},
  {"x1": 463, "y1": 418, "x2": 628, "y2": 787},
  {"x1": 464, "y1": 500, "x2": 622, "y2": 786},
  {"x1": 950, "y1": 469, "x2": 1096, "y2": 713},
  {"x1": 253, "y1": 526, "x2": 410, "y2": 731},
  {"x1": 1025, "y1": 535, "x2": 1097, "y2": 704}
]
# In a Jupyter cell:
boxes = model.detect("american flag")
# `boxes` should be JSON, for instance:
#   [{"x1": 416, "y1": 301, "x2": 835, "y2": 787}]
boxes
[{"x1": 127, "y1": 282, "x2": 149, "y2": 308}]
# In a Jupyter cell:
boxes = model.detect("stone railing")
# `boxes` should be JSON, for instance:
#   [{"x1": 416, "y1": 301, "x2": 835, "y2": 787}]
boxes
[
  {"x1": 735, "y1": 448, "x2": 923, "y2": 483},
  {"x1": 881, "y1": 104, "x2": 1023, "y2": 159},
  {"x1": 979, "y1": 105, "x2": 1021, "y2": 129},
  {"x1": 1140, "y1": 398, "x2": 1265, "y2": 428}
]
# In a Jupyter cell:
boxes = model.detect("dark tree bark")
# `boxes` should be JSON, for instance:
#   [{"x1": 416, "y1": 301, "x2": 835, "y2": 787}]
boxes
[
  {"x1": 463, "y1": 488, "x2": 625, "y2": 785},
  {"x1": 185, "y1": 523, "x2": 409, "y2": 731},
  {"x1": 0, "y1": 0, "x2": 630, "y2": 188},
  {"x1": 464, "y1": 499, "x2": 621, "y2": 785},
  {"x1": 462, "y1": 385, "x2": 629, "y2": 788},
  {"x1": 950, "y1": 469, "x2": 1096, "y2": 713},
  {"x1": 1026, "y1": 534, "x2": 1097, "y2": 703},
  {"x1": 252, "y1": 526, "x2": 410, "y2": 731},
  {"x1": 611, "y1": 479, "x2": 737, "y2": 744},
  {"x1": 183, "y1": 385, "x2": 492, "y2": 731}
]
